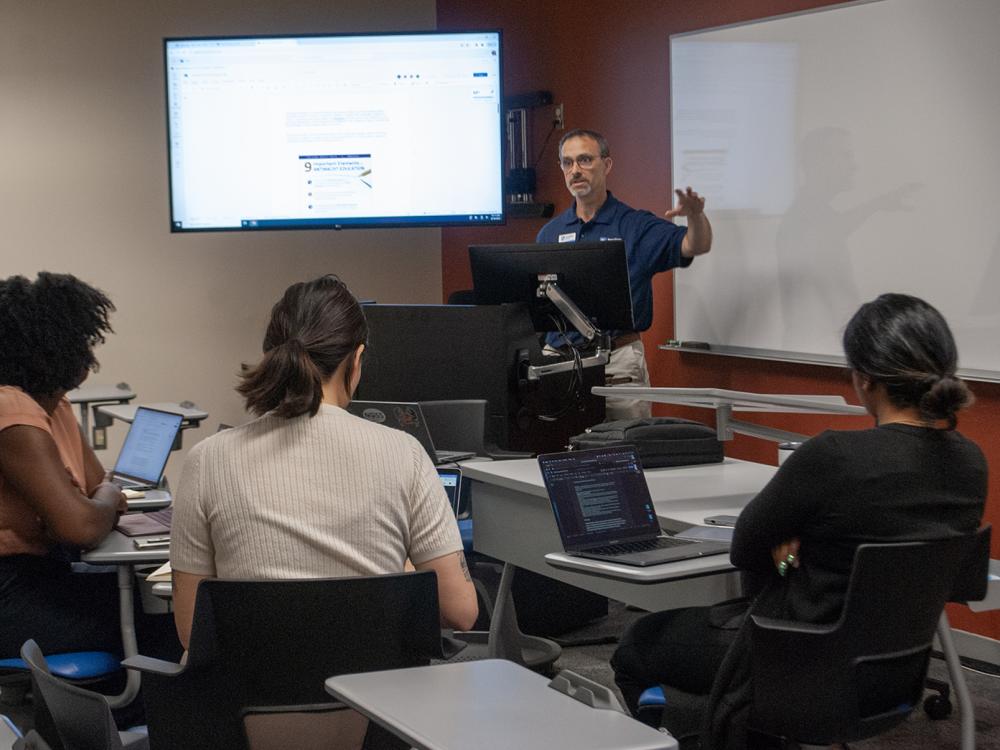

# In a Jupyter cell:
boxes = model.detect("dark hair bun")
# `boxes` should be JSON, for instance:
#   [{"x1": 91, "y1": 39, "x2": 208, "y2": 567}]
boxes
[{"x1": 919, "y1": 375, "x2": 973, "y2": 428}]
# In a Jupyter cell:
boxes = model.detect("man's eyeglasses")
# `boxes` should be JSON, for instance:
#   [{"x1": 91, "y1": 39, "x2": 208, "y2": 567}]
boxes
[{"x1": 559, "y1": 154, "x2": 603, "y2": 171}]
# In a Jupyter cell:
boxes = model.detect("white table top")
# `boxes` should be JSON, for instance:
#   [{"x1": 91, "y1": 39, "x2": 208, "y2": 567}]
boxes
[
  {"x1": 590, "y1": 387, "x2": 866, "y2": 415},
  {"x1": 325, "y1": 660, "x2": 676, "y2": 750},
  {"x1": 124, "y1": 489, "x2": 172, "y2": 511},
  {"x1": 95, "y1": 402, "x2": 209, "y2": 423},
  {"x1": 67, "y1": 383, "x2": 136, "y2": 403},
  {"x1": 544, "y1": 549, "x2": 734, "y2": 584},
  {"x1": 460, "y1": 456, "x2": 776, "y2": 528},
  {"x1": 81, "y1": 530, "x2": 170, "y2": 565}
]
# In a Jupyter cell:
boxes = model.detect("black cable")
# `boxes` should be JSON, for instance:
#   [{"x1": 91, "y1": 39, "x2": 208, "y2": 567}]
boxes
[
  {"x1": 536, "y1": 314, "x2": 590, "y2": 422},
  {"x1": 532, "y1": 121, "x2": 558, "y2": 169}
]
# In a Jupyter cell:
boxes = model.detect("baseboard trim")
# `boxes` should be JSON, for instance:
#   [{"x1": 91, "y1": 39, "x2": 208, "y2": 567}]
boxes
[{"x1": 948, "y1": 628, "x2": 1000, "y2": 672}]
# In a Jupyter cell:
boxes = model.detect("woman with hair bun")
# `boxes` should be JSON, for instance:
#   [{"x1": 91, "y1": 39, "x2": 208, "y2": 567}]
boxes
[
  {"x1": 0, "y1": 272, "x2": 128, "y2": 656},
  {"x1": 611, "y1": 293, "x2": 987, "y2": 748},
  {"x1": 170, "y1": 275, "x2": 477, "y2": 649}
]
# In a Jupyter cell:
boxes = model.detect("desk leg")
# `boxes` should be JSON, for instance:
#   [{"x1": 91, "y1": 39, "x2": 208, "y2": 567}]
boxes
[
  {"x1": 487, "y1": 563, "x2": 518, "y2": 662},
  {"x1": 937, "y1": 612, "x2": 975, "y2": 750},
  {"x1": 106, "y1": 565, "x2": 141, "y2": 709}
]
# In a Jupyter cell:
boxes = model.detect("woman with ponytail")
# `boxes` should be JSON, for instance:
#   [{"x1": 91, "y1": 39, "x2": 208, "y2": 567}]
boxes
[
  {"x1": 170, "y1": 276, "x2": 477, "y2": 649},
  {"x1": 611, "y1": 293, "x2": 987, "y2": 748}
]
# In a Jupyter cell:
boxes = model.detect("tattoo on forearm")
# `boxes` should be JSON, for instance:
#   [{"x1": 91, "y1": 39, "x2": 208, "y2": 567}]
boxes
[{"x1": 458, "y1": 552, "x2": 471, "y2": 582}]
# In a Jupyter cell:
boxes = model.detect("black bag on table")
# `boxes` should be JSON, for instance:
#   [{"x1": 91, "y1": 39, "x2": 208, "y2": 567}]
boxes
[{"x1": 569, "y1": 417, "x2": 724, "y2": 468}]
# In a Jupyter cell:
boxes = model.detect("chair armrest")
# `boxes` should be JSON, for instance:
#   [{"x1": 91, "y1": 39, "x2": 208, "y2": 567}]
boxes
[
  {"x1": 13, "y1": 729, "x2": 54, "y2": 750},
  {"x1": 548, "y1": 669, "x2": 627, "y2": 713},
  {"x1": 750, "y1": 614, "x2": 837, "y2": 635},
  {"x1": 950, "y1": 525, "x2": 991, "y2": 603},
  {"x1": 440, "y1": 634, "x2": 469, "y2": 660},
  {"x1": 121, "y1": 655, "x2": 186, "y2": 676}
]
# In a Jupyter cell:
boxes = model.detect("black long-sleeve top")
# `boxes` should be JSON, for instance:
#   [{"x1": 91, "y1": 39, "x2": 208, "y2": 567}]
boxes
[{"x1": 731, "y1": 423, "x2": 987, "y2": 623}]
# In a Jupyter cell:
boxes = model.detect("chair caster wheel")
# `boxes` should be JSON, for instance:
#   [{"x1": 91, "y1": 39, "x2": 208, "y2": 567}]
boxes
[{"x1": 923, "y1": 694, "x2": 952, "y2": 720}]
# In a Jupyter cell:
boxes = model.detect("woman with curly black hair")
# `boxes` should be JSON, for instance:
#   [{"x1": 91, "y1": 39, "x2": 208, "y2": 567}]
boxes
[{"x1": 0, "y1": 272, "x2": 130, "y2": 657}]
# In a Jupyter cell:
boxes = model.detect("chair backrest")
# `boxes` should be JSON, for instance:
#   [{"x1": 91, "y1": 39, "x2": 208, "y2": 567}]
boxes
[
  {"x1": 750, "y1": 531, "x2": 981, "y2": 744},
  {"x1": 950, "y1": 525, "x2": 992, "y2": 603},
  {"x1": 142, "y1": 572, "x2": 443, "y2": 750},
  {"x1": 419, "y1": 399, "x2": 488, "y2": 455},
  {"x1": 18, "y1": 641, "x2": 122, "y2": 750}
]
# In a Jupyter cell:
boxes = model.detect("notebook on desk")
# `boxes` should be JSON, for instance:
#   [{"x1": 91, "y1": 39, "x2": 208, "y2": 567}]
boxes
[
  {"x1": 110, "y1": 407, "x2": 183, "y2": 490},
  {"x1": 538, "y1": 445, "x2": 731, "y2": 567},
  {"x1": 347, "y1": 401, "x2": 475, "y2": 465},
  {"x1": 115, "y1": 506, "x2": 173, "y2": 537}
]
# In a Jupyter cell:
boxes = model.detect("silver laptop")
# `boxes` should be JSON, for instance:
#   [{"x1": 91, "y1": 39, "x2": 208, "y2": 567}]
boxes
[
  {"x1": 110, "y1": 407, "x2": 184, "y2": 490},
  {"x1": 538, "y1": 445, "x2": 730, "y2": 567},
  {"x1": 347, "y1": 401, "x2": 475, "y2": 465}
]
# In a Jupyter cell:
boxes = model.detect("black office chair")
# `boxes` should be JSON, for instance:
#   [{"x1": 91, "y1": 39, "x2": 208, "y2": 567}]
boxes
[
  {"x1": 646, "y1": 528, "x2": 989, "y2": 749},
  {"x1": 18, "y1": 640, "x2": 148, "y2": 750},
  {"x1": 122, "y1": 573, "x2": 444, "y2": 750},
  {"x1": 747, "y1": 530, "x2": 988, "y2": 748}
]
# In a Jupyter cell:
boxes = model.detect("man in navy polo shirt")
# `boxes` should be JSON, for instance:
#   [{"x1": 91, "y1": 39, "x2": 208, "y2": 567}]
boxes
[{"x1": 537, "y1": 128, "x2": 712, "y2": 419}]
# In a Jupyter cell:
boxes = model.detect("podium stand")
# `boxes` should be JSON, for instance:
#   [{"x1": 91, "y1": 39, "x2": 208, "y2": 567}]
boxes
[{"x1": 359, "y1": 304, "x2": 603, "y2": 454}]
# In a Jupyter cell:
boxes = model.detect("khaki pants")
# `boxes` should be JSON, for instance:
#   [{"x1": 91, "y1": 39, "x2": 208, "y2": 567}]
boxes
[
  {"x1": 604, "y1": 339, "x2": 652, "y2": 421},
  {"x1": 542, "y1": 339, "x2": 652, "y2": 421}
]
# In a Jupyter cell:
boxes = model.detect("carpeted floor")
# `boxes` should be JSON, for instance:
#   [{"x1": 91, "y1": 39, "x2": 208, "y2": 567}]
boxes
[
  {"x1": 3, "y1": 600, "x2": 997, "y2": 748},
  {"x1": 552, "y1": 601, "x2": 1000, "y2": 749}
]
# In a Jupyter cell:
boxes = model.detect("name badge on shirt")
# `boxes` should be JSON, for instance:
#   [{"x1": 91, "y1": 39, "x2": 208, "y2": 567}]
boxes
[{"x1": 557, "y1": 232, "x2": 577, "y2": 243}]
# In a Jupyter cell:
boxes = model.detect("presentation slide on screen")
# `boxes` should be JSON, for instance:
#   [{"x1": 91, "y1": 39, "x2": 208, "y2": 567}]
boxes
[{"x1": 166, "y1": 34, "x2": 503, "y2": 228}]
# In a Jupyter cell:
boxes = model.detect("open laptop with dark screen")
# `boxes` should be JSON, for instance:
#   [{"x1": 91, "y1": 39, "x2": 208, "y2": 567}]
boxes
[
  {"x1": 538, "y1": 445, "x2": 730, "y2": 567},
  {"x1": 110, "y1": 407, "x2": 183, "y2": 490},
  {"x1": 347, "y1": 401, "x2": 475, "y2": 465}
]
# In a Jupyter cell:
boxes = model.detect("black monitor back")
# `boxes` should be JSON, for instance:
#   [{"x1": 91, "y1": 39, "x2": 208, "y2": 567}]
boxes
[
  {"x1": 469, "y1": 240, "x2": 634, "y2": 333},
  {"x1": 357, "y1": 304, "x2": 603, "y2": 453}
]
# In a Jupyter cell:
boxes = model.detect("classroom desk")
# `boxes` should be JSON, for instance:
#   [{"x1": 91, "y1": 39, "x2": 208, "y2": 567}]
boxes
[
  {"x1": 325, "y1": 659, "x2": 677, "y2": 750},
  {"x1": 67, "y1": 383, "x2": 136, "y2": 446},
  {"x1": 81, "y1": 531, "x2": 169, "y2": 708},
  {"x1": 461, "y1": 457, "x2": 776, "y2": 613},
  {"x1": 125, "y1": 488, "x2": 172, "y2": 512}
]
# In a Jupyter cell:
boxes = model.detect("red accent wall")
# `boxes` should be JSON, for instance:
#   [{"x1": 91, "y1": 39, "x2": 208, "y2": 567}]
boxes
[{"x1": 438, "y1": 0, "x2": 999, "y2": 640}]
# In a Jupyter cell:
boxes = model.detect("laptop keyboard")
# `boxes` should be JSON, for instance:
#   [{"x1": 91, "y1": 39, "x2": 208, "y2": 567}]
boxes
[{"x1": 589, "y1": 536, "x2": 694, "y2": 556}]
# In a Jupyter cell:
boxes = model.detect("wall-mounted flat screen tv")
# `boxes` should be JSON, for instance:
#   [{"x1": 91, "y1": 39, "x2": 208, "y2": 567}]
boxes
[{"x1": 165, "y1": 31, "x2": 504, "y2": 231}]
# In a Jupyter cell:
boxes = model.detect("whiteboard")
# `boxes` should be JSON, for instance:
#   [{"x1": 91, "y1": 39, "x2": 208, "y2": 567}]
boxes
[{"x1": 671, "y1": 0, "x2": 1000, "y2": 381}]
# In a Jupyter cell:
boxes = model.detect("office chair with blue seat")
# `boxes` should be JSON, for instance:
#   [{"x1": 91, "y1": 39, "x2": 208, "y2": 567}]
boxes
[
  {"x1": 123, "y1": 573, "x2": 445, "y2": 750},
  {"x1": 0, "y1": 649, "x2": 123, "y2": 740},
  {"x1": 644, "y1": 528, "x2": 989, "y2": 750}
]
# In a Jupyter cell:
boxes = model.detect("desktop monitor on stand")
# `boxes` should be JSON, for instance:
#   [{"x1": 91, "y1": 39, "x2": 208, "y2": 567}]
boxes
[
  {"x1": 470, "y1": 239, "x2": 633, "y2": 384},
  {"x1": 469, "y1": 240, "x2": 634, "y2": 448}
]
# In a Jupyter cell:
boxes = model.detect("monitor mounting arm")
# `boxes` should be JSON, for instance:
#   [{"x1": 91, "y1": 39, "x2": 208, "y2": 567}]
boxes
[{"x1": 525, "y1": 275, "x2": 610, "y2": 381}]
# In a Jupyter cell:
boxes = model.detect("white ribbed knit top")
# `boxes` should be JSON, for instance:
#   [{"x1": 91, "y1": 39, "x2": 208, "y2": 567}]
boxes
[{"x1": 170, "y1": 403, "x2": 462, "y2": 579}]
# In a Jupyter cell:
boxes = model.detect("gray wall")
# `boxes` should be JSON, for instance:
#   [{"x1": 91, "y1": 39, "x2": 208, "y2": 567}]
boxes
[{"x1": 1, "y1": 0, "x2": 440, "y2": 481}]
